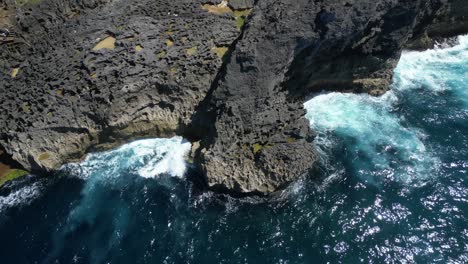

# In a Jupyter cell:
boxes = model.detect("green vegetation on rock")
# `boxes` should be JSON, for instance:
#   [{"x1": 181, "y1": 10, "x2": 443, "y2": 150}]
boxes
[
  {"x1": 22, "y1": 103, "x2": 30, "y2": 113},
  {"x1": 253, "y1": 143, "x2": 263, "y2": 154},
  {"x1": 186, "y1": 47, "x2": 197, "y2": 56},
  {"x1": 38, "y1": 152, "x2": 51, "y2": 161},
  {"x1": 234, "y1": 9, "x2": 252, "y2": 30},
  {"x1": 235, "y1": 17, "x2": 245, "y2": 30},
  {"x1": 233, "y1": 9, "x2": 252, "y2": 18},
  {"x1": 166, "y1": 39, "x2": 174, "y2": 47},
  {"x1": 156, "y1": 51, "x2": 166, "y2": 59},
  {"x1": 213, "y1": 46, "x2": 229, "y2": 59},
  {"x1": 0, "y1": 169, "x2": 28, "y2": 186},
  {"x1": 15, "y1": 0, "x2": 42, "y2": 6}
]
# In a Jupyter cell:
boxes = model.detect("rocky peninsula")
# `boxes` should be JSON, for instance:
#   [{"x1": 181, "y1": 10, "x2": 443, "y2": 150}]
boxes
[{"x1": 0, "y1": 0, "x2": 466, "y2": 194}]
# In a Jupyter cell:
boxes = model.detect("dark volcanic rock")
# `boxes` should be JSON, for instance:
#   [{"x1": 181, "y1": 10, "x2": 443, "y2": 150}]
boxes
[
  {"x1": 406, "y1": 0, "x2": 468, "y2": 50},
  {"x1": 196, "y1": 0, "x2": 451, "y2": 194},
  {"x1": 0, "y1": 0, "x2": 464, "y2": 194},
  {"x1": 0, "y1": 0, "x2": 243, "y2": 171},
  {"x1": 428, "y1": 0, "x2": 468, "y2": 39}
]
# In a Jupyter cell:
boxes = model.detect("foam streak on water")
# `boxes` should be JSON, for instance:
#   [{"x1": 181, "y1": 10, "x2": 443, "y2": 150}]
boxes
[
  {"x1": 394, "y1": 36, "x2": 468, "y2": 102},
  {"x1": 64, "y1": 136, "x2": 192, "y2": 180},
  {"x1": 304, "y1": 91, "x2": 439, "y2": 185},
  {"x1": 0, "y1": 177, "x2": 44, "y2": 213},
  {"x1": 48, "y1": 137, "x2": 192, "y2": 263},
  {"x1": 305, "y1": 35, "x2": 468, "y2": 187}
]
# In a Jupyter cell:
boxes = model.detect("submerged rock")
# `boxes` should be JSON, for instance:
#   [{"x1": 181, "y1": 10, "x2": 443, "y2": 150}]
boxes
[{"x1": 0, "y1": 0, "x2": 465, "y2": 194}]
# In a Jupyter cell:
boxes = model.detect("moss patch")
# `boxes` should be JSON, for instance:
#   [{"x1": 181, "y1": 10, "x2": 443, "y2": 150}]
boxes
[
  {"x1": 234, "y1": 9, "x2": 252, "y2": 30},
  {"x1": 253, "y1": 143, "x2": 263, "y2": 154},
  {"x1": 135, "y1": 45, "x2": 143, "y2": 52},
  {"x1": 185, "y1": 46, "x2": 197, "y2": 56},
  {"x1": 235, "y1": 17, "x2": 245, "y2": 30},
  {"x1": 166, "y1": 39, "x2": 174, "y2": 47},
  {"x1": 202, "y1": 3, "x2": 251, "y2": 29},
  {"x1": 22, "y1": 103, "x2": 30, "y2": 113},
  {"x1": 38, "y1": 152, "x2": 51, "y2": 161},
  {"x1": 10, "y1": 68, "x2": 19, "y2": 78},
  {"x1": 92, "y1": 36, "x2": 116, "y2": 51},
  {"x1": 15, "y1": 0, "x2": 42, "y2": 6},
  {"x1": 213, "y1": 46, "x2": 229, "y2": 59},
  {"x1": 233, "y1": 9, "x2": 252, "y2": 18},
  {"x1": 156, "y1": 51, "x2": 166, "y2": 59},
  {"x1": 0, "y1": 169, "x2": 28, "y2": 187}
]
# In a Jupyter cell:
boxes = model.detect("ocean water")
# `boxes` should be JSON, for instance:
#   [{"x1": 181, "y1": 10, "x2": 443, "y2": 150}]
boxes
[{"x1": 0, "y1": 35, "x2": 467, "y2": 263}]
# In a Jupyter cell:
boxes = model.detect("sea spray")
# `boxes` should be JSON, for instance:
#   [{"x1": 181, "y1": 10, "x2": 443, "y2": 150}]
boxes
[
  {"x1": 304, "y1": 91, "x2": 440, "y2": 185},
  {"x1": 394, "y1": 35, "x2": 468, "y2": 104},
  {"x1": 46, "y1": 137, "x2": 192, "y2": 263},
  {"x1": 63, "y1": 136, "x2": 192, "y2": 180},
  {"x1": 304, "y1": 34, "x2": 468, "y2": 186},
  {"x1": 0, "y1": 176, "x2": 45, "y2": 213}
]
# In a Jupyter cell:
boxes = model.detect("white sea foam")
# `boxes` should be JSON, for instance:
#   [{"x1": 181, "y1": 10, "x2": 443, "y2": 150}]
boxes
[
  {"x1": 303, "y1": 36, "x2": 468, "y2": 185},
  {"x1": 304, "y1": 91, "x2": 438, "y2": 185},
  {"x1": 394, "y1": 35, "x2": 468, "y2": 98},
  {"x1": 0, "y1": 180, "x2": 44, "y2": 213},
  {"x1": 44, "y1": 137, "x2": 192, "y2": 260},
  {"x1": 64, "y1": 136, "x2": 192, "y2": 180},
  {"x1": 137, "y1": 138, "x2": 192, "y2": 178}
]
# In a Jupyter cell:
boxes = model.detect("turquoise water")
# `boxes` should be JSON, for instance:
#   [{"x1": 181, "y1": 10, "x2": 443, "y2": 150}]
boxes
[{"x1": 0, "y1": 36, "x2": 467, "y2": 263}]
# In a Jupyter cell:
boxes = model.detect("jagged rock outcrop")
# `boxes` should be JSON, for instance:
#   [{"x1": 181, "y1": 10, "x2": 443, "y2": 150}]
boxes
[
  {"x1": 0, "y1": 0, "x2": 465, "y2": 193},
  {"x1": 406, "y1": 0, "x2": 467, "y2": 50},
  {"x1": 196, "y1": 0, "x2": 452, "y2": 194}
]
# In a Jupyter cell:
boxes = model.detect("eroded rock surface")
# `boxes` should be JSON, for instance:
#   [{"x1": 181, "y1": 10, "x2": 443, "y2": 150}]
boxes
[
  {"x1": 0, "y1": 0, "x2": 245, "y2": 171},
  {"x1": 195, "y1": 0, "x2": 453, "y2": 194},
  {"x1": 406, "y1": 0, "x2": 467, "y2": 50},
  {"x1": 0, "y1": 0, "x2": 465, "y2": 194}
]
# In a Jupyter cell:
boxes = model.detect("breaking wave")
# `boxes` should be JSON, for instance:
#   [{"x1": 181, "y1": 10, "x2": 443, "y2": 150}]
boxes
[
  {"x1": 0, "y1": 176, "x2": 45, "y2": 213},
  {"x1": 305, "y1": 35, "x2": 468, "y2": 187},
  {"x1": 304, "y1": 91, "x2": 440, "y2": 185},
  {"x1": 63, "y1": 136, "x2": 192, "y2": 180}
]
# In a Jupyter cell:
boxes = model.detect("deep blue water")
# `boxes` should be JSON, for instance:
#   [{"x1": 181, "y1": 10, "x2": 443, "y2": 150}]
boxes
[{"x1": 0, "y1": 36, "x2": 467, "y2": 264}]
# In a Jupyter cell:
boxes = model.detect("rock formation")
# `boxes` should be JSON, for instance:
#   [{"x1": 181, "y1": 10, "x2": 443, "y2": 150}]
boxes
[
  {"x1": 0, "y1": 0, "x2": 465, "y2": 193},
  {"x1": 0, "y1": 0, "x2": 246, "y2": 172}
]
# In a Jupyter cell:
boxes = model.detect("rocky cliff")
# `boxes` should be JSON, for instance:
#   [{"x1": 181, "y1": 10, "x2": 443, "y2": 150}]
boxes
[
  {"x1": 0, "y1": 0, "x2": 246, "y2": 171},
  {"x1": 0, "y1": 0, "x2": 464, "y2": 194}
]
